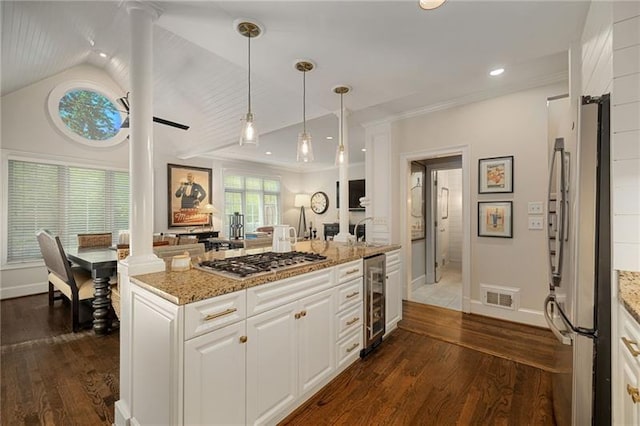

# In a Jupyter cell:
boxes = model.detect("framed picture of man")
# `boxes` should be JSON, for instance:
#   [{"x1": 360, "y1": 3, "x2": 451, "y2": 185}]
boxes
[{"x1": 167, "y1": 163, "x2": 212, "y2": 228}]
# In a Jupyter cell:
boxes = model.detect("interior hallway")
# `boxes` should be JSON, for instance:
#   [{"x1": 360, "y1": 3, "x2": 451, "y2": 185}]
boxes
[{"x1": 411, "y1": 261, "x2": 462, "y2": 310}]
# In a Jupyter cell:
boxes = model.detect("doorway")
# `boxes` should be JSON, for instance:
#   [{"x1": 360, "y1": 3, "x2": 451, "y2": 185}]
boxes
[{"x1": 409, "y1": 156, "x2": 463, "y2": 311}]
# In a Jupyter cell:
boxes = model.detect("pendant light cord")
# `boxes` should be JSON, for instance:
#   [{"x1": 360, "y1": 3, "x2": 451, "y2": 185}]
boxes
[
  {"x1": 340, "y1": 92, "x2": 344, "y2": 150},
  {"x1": 302, "y1": 70, "x2": 306, "y2": 133},
  {"x1": 247, "y1": 34, "x2": 252, "y2": 114}
]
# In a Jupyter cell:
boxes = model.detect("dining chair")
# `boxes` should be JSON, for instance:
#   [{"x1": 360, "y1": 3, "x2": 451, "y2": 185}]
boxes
[
  {"x1": 36, "y1": 229, "x2": 97, "y2": 332},
  {"x1": 77, "y1": 232, "x2": 112, "y2": 248}
]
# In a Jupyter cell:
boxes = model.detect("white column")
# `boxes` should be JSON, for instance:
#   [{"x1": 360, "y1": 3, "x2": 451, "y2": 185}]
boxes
[{"x1": 115, "y1": 3, "x2": 165, "y2": 425}]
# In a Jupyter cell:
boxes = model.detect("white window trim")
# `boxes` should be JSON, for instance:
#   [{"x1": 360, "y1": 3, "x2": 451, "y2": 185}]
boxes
[
  {"x1": 47, "y1": 80, "x2": 128, "y2": 147},
  {"x1": 0, "y1": 149, "x2": 128, "y2": 268}
]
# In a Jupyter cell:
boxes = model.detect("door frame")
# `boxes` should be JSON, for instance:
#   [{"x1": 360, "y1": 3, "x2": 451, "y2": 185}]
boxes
[{"x1": 400, "y1": 145, "x2": 471, "y2": 312}]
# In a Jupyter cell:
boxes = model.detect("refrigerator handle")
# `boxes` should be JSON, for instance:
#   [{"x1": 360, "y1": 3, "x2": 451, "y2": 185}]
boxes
[
  {"x1": 548, "y1": 138, "x2": 566, "y2": 288},
  {"x1": 544, "y1": 294, "x2": 573, "y2": 345}
]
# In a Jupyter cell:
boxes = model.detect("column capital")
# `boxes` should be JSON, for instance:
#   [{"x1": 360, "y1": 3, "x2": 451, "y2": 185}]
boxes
[{"x1": 126, "y1": 1, "x2": 163, "y2": 21}]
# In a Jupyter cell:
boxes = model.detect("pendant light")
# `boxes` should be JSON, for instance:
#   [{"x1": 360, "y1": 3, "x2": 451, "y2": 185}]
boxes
[
  {"x1": 419, "y1": 0, "x2": 446, "y2": 10},
  {"x1": 295, "y1": 61, "x2": 315, "y2": 162},
  {"x1": 333, "y1": 86, "x2": 350, "y2": 165},
  {"x1": 237, "y1": 21, "x2": 262, "y2": 146}
]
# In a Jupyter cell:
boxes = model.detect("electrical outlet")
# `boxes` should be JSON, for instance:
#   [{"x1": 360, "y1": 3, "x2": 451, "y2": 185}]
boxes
[
  {"x1": 528, "y1": 216, "x2": 544, "y2": 230},
  {"x1": 528, "y1": 201, "x2": 544, "y2": 214}
]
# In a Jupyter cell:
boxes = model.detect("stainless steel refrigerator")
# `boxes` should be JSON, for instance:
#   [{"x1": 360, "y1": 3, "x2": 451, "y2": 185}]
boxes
[{"x1": 544, "y1": 94, "x2": 611, "y2": 425}]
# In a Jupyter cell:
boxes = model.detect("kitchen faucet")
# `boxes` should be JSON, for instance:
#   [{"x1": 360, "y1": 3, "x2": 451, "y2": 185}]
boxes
[{"x1": 353, "y1": 217, "x2": 374, "y2": 245}]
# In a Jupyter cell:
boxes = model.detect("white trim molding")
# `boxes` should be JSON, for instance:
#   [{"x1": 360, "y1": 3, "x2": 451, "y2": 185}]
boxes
[{"x1": 470, "y1": 299, "x2": 547, "y2": 328}]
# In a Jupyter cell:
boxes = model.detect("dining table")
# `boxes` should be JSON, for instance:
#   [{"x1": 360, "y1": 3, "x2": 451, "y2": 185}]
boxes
[{"x1": 66, "y1": 247, "x2": 118, "y2": 335}]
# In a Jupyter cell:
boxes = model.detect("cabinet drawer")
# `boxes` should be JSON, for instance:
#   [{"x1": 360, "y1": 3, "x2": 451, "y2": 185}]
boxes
[
  {"x1": 247, "y1": 269, "x2": 334, "y2": 316},
  {"x1": 386, "y1": 250, "x2": 401, "y2": 268},
  {"x1": 337, "y1": 278, "x2": 363, "y2": 311},
  {"x1": 337, "y1": 260, "x2": 363, "y2": 284},
  {"x1": 184, "y1": 290, "x2": 246, "y2": 341},
  {"x1": 336, "y1": 303, "x2": 363, "y2": 341},
  {"x1": 336, "y1": 330, "x2": 362, "y2": 370}
]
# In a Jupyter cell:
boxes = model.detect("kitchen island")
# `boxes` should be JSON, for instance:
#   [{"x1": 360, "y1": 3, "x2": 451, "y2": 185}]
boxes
[{"x1": 127, "y1": 241, "x2": 401, "y2": 425}]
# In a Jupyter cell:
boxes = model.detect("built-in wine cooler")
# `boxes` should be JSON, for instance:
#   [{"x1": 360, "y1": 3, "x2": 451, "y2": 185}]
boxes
[{"x1": 361, "y1": 254, "x2": 386, "y2": 357}]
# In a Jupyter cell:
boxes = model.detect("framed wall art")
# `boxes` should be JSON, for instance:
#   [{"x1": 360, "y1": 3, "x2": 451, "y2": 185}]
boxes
[
  {"x1": 478, "y1": 155, "x2": 513, "y2": 194},
  {"x1": 441, "y1": 187, "x2": 449, "y2": 219},
  {"x1": 478, "y1": 201, "x2": 513, "y2": 238},
  {"x1": 410, "y1": 162, "x2": 425, "y2": 240},
  {"x1": 167, "y1": 163, "x2": 212, "y2": 228}
]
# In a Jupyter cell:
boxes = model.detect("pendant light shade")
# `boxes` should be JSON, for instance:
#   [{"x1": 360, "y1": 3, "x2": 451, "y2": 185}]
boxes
[
  {"x1": 333, "y1": 86, "x2": 350, "y2": 166},
  {"x1": 419, "y1": 0, "x2": 446, "y2": 10},
  {"x1": 237, "y1": 21, "x2": 261, "y2": 146},
  {"x1": 295, "y1": 61, "x2": 315, "y2": 163}
]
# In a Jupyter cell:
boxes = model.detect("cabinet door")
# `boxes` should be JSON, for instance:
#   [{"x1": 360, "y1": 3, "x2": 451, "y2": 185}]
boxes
[
  {"x1": 184, "y1": 321, "x2": 246, "y2": 425},
  {"x1": 246, "y1": 301, "x2": 298, "y2": 425},
  {"x1": 620, "y1": 347, "x2": 640, "y2": 426},
  {"x1": 385, "y1": 263, "x2": 402, "y2": 334},
  {"x1": 298, "y1": 288, "x2": 335, "y2": 396}
]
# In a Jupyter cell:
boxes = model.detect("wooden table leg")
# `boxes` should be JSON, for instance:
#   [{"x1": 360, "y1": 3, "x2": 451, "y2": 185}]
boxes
[{"x1": 92, "y1": 272, "x2": 112, "y2": 335}]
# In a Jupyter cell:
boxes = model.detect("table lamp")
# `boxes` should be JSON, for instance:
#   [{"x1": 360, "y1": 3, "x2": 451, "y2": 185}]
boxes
[
  {"x1": 294, "y1": 193, "x2": 311, "y2": 238},
  {"x1": 200, "y1": 203, "x2": 219, "y2": 231}
]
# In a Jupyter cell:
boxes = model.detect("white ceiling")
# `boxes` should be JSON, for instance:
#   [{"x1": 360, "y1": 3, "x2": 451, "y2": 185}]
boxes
[{"x1": 1, "y1": 1, "x2": 590, "y2": 171}]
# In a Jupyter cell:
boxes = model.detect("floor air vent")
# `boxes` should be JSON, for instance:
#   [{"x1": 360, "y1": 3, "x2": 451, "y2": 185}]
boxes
[{"x1": 481, "y1": 285, "x2": 519, "y2": 311}]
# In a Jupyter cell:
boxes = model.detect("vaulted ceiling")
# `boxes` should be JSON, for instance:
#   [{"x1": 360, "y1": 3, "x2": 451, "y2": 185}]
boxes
[{"x1": 1, "y1": 1, "x2": 590, "y2": 171}]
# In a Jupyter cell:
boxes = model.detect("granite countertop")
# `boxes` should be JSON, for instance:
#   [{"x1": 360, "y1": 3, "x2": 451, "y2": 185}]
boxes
[
  {"x1": 619, "y1": 271, "x2": 640, "y2": 323},
  {"x1": 131, "y1": 241, "x2": 401, "y2": 305}
]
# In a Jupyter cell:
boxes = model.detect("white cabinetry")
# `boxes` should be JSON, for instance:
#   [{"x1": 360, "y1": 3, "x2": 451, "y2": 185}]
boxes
[
  {"x1": 335, "y1": 259, "x2": 364, "y2": 372},
  {"x1": 617, "y1": 306, "x2": 640, "y2": 424},
  {"x1": 385, "y1": 249, "x2": 402, "y2": 335}
]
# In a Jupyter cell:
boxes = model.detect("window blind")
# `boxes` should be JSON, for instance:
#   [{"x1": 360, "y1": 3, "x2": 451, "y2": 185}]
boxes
[{"x1": 7, "y1": 159, "x2": 129, "y2": 263}]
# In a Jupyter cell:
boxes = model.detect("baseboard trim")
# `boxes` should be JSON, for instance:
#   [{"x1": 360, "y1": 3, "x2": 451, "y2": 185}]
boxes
[
  {"x1": 470, "y1": 299, "x2": 547, "y2": 328},
  {"x1": 411, "y1": 275, "x2": 426, "y2": 292},
  {"x1": 0, "y1": 281, "x2": 47, "y2": 300}
]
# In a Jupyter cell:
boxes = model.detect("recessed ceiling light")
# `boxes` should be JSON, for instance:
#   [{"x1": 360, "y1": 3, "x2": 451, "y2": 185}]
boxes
[
  {"x1": 326, "y1": 136, "x2": 333, "y2": 140},
  {"x1": 489, "y1": 68, "x2": 505, "y2": 77},
  {"x1": 265, "y1": 151, "x2": 272, "y2": 155},
  {"x1": 361, "y1": 148, "x2": 367, "y2": 152}
]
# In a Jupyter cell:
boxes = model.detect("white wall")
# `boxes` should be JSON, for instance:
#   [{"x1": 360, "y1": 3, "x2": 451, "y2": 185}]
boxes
[{"x1": 393, "y1": 82, "x2": 567, "y2": 318}]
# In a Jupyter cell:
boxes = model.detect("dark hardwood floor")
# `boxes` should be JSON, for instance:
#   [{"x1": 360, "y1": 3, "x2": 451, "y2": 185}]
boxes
[{"x1": 1, "y1": 294, "x2": 557, "y2": 425}]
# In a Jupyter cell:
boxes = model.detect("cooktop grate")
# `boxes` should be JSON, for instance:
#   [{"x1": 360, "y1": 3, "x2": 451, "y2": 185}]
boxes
[{"x1": 197, "y1": 251, "x2": 328, "y2": 278}]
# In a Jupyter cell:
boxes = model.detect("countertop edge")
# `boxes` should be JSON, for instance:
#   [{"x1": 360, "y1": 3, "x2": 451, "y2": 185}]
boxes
[{"x1": 619, "y1": 270, "x2": 640, "y2": 323}]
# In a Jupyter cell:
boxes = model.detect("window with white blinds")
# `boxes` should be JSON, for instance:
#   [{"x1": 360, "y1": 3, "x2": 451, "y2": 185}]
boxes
[
  {"x1": 6, "y1": 159, "x2": 129, "y2": 263},
  {"x1": 223, "y1": 174, "x2": 281, "y2": 233}
]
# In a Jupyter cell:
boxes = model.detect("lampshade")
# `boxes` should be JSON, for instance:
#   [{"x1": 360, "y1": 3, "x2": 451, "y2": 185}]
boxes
[
  {"x1": 237, "y1": 21, "x2": 262, "y2": 147},
  {"x1": 200, "y1": 203, "x2": 218, "y2": 215},
  {"x1": 294, "y1": 193, "x2": 311, "y2": 208},
  {"x1": 295, "y1": 61, "x2": 315, "y2": 163}
]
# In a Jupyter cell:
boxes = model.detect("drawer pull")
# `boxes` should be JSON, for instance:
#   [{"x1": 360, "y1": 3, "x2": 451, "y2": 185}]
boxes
[
  {"x1": 345, "y1": 268, "x2": 360, "y2": 276},
  {"x1": 627, "y1": 384, "x2": 640, "y2": 403},
  {"x1": 295, "y1": 312, "x2": 301, "y2": 320},
  {"x1": 301, "y1": 310, "x2": 307, "y2": 317},
  {"x1": 346, "y1": 343, "x2": 359, "y2": 353},
  {"x1": 622, "y1": 337, "x2": 640, "y2": 357},
  {"x1": 239, "y1": 335, "x2": 248, "y2": 344},
  {"x1": 346, "y1": 291, "x2": 360, "y2": 299},
  {"x1": 204, "y1": 308, "x2": 237, "y2": 321},
  {"x1": 346, "y1": 317, "x2": 360, "y2": 326}
]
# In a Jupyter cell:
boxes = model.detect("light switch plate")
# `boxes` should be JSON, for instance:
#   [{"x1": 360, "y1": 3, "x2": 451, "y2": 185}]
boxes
[
  {"x1": 528, "y1": 216, "x2": 544, "y2": 230},
  {"x1": 528, "y1": 201, "x2": 544, "y2": 215}
]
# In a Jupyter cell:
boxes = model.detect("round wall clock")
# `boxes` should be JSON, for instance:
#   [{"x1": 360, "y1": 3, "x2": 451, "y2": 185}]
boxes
[{"x1": 310, "y1": 191, "x2": 329, "y2": 214}]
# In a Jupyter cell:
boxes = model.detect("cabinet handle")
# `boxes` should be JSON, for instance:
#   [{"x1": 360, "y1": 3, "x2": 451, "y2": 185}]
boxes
[
  {"x1": 627, "y1": 384, "x2": 640, "y2": 403},
  {"x1": 295, "y1": 312, "x2": 301, "y2": 320},
  {"x1": 346, "y1": 317, "x2": 360, "y2": 326},
  {"x1": 301, "y1": 310, "x2": 307, "y2": 317},
  {"x1": 346, "y1": 291, "x2": 360, "y2": 299},
  {"x1": 345, "y1": 268, "x2": 360, "y2": 276},
  {"x1": 239, "y1": 336, "x2": 248, "y2": 344},
  {"x1": 346, "y1": 343, "x2": 359, "y2": 353},
  {"x1": 622, "y1": 337, "x2": 640, "y2": 357},
  {"x1": 204, "y1": 308, "x2": 237, "y2": 321}
]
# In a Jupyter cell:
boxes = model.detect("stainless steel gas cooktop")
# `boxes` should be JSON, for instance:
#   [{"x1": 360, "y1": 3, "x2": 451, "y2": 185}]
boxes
[{"x1": 196, "y1": 251, "x2": 328, "y2": 279}]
